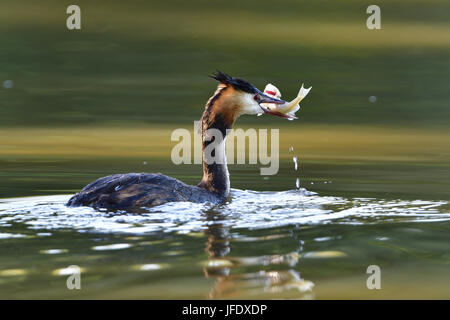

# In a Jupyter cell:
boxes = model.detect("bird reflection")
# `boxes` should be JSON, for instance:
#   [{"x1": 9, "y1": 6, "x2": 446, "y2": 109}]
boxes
[{"x1": 202, "y1": 210, "x2": 314, "y2": 299}]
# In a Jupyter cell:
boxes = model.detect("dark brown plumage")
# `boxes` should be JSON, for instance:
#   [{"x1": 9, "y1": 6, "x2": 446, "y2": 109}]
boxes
[{"x1": 67, "y1": 173, "x2": 223, "y2": 209}]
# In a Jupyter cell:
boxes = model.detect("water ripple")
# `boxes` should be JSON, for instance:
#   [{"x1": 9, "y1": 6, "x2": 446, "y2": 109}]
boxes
[{"x1": 0, "y1": 190, "x2": 449, "y2": 235}]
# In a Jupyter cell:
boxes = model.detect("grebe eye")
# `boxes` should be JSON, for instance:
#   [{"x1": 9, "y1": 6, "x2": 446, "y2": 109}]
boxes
[{"x1": 253, "y1": 95, "x2": 258, "y2": 101}]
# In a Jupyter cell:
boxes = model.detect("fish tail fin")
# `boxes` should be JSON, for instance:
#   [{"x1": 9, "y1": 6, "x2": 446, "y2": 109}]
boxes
[{"x1": 298, "y1": 84, "x2": 312, "y2": 99}]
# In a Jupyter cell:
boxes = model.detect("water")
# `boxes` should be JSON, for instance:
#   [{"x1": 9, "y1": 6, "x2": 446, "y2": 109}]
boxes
[
  {"x1": 2, "y1": 191, "x2": 449, "y2": 234},
  {"x1": 1, "y1": 189, "x2": 449, "y2": 299},
  {"x1": 0, "y1": 127, "x2": 449, "y2": 299},
  {"x1": 1, "y1": 0, "x2": 450, "y2": 299}
]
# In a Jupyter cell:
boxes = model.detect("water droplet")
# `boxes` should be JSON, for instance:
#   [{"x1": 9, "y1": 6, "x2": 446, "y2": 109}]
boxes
[
  {"x1": 369, "y1": 96, "x2": 377, "y2": 103},
  {"x1": 296, "y1": 178, "x2": 300, "y2": 189},
  {"x1": 289, "y1": 146, "x2": 294, "y2": 152},
  {"x1": 293, "y1": 156, "x2": 298, "y2": 171},
  {"x1": 257, "y1": 113, "x2": 263, "y2": 117},
  {"x1": 143, "y1": 161, "x2": 147, "y2": 165},
  {"x1": 3, "y1": 80, "x2": 14, "y2": 89}
]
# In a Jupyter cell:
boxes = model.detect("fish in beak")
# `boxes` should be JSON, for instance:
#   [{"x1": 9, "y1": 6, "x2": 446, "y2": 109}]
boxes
[
  {"x1": 260, "y1": 83, "x2": 312, "y2": 120},
  {"x1": 253, "y1": 89, "x2": 290, "y2": 118}
]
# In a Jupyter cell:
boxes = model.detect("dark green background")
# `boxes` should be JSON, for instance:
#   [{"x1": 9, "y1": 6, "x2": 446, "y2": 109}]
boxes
[{"x1": 0, "y1": 0, "x2": 449, "y2": 127}]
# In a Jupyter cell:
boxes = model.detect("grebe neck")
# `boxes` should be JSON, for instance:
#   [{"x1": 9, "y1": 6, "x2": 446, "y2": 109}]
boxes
[{"x1": 197, "y1": 85, "x2": 238, "y2": 198}]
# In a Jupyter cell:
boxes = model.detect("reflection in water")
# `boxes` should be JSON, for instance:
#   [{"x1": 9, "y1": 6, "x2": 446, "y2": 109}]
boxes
[{"x1": 202, "y1": 210, "x2": 314, "y2": 299}]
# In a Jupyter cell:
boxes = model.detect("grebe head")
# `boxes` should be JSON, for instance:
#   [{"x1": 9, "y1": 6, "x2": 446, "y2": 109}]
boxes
[
  {"x1": 197, "y1": 72, "x2": 287, "y2": 198},
  {"x1": 210, "y1": 71, "x2": 286, "y2": 120}
]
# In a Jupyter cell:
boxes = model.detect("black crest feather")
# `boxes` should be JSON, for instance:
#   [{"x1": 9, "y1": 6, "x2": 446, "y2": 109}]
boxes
[{"x1": 210, "y1": 71, "x2": 257, "y2": 94}]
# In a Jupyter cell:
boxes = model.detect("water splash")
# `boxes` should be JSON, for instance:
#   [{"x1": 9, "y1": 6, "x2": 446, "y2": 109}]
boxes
[
  {"x1": 289, "y1": 146, "x2": 300, "y2": 189},
  {"x1": 0, "y1": 193, "x2": 448, "y2": 236}
]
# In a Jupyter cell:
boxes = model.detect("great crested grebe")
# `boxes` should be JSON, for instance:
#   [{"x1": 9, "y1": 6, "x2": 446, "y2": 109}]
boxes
[{"x1": 67, "y1": 72, "x2": 286, "y2": 209}]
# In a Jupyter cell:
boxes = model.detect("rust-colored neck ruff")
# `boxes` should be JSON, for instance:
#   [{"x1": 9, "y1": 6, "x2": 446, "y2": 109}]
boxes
[{"x1": 197, "y1": 85, "x2": 240, "y2": 198}]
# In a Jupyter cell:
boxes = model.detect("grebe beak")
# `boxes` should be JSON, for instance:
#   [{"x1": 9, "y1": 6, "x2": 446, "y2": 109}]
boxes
[{"x1": 255, "y1": 90, "x2": 290, "y2": 118}]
